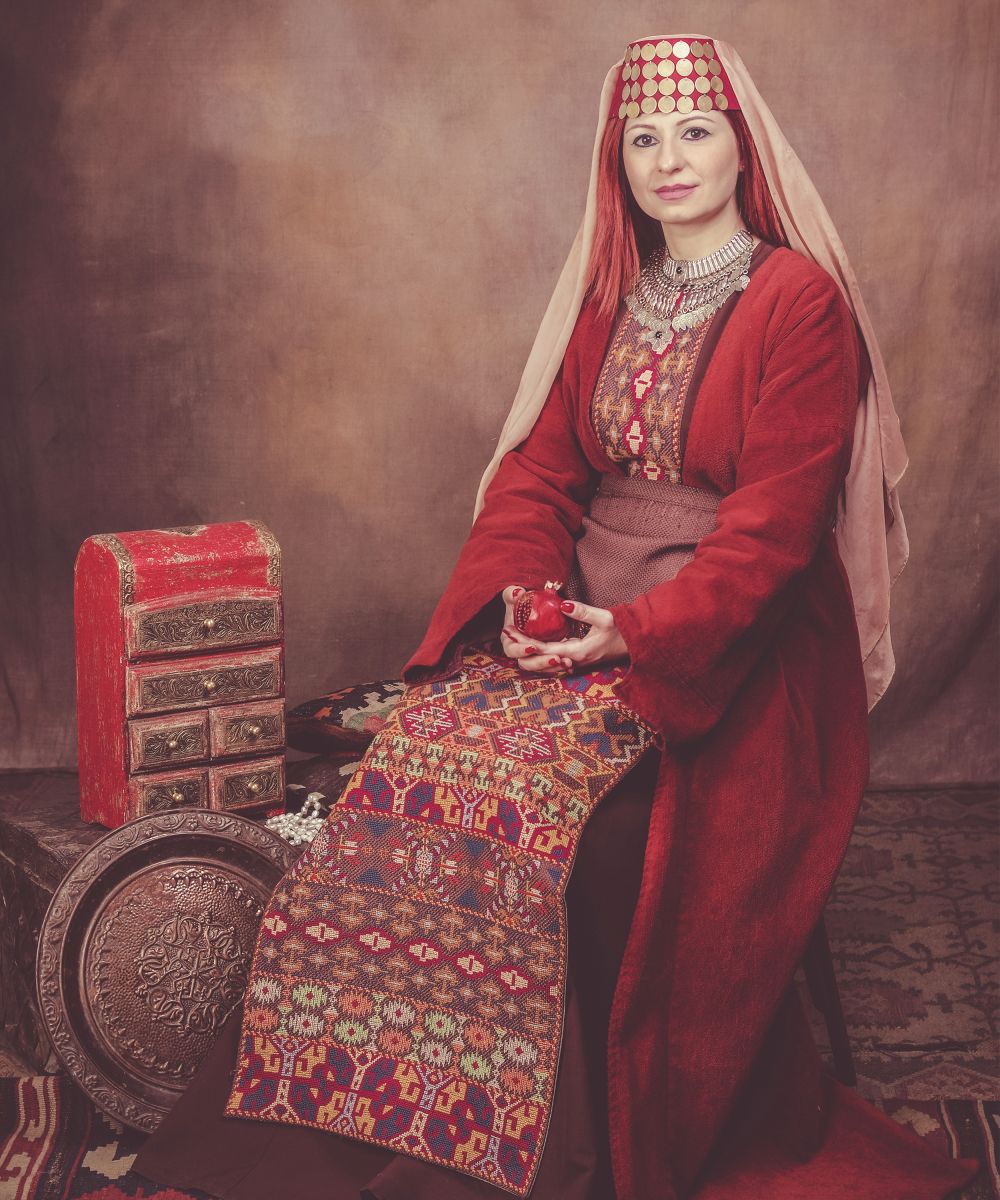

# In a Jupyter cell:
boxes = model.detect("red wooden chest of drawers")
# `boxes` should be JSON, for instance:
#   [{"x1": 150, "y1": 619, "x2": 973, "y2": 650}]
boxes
[{"x1": 74, "y1": 521, "x2": 286, "y2": 829}]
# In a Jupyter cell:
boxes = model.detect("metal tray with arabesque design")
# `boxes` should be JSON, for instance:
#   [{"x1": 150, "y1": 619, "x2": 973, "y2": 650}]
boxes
[{"x1": 36, "y1": 808, "x2": 298, "y2": 1132}]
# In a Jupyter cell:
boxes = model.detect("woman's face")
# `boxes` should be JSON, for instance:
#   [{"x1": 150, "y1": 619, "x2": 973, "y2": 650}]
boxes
[{"x1": 622, "y1": 111, "x2": 741, "y2": 239}]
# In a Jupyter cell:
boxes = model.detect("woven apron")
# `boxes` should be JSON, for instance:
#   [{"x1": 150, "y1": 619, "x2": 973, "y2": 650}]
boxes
[
  {"x1": 224, "y1": 476, "x2": 722, "y2": 1196},
  {"x1": 564, "y1": 473, "x2": 722, "y2": 608}
]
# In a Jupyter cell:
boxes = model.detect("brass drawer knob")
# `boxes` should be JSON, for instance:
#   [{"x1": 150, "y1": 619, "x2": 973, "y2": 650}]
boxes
[
  {"x1": 165, "y1": 737, "x2": 180, "y2": 752},
  {"x1": 201, "y1": 678, "x2": 218, "y2": 694},
  {"x1": 246, "y1": 779, "x2": 262, "y2": 794},
  {"x1": 246, "y1": 724, "x2": 262, "y2": 740},
  {"x1": 168, "y1": 788, "x2": 185, "y2": 804},
  {"x1": 202, "y1": 617, "x2": 217, "y2": 633}
]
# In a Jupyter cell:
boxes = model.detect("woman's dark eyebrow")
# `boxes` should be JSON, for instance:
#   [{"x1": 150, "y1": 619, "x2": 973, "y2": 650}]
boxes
[{"x1": 627, "y1": 116, "x2": 717, "y2": 131}]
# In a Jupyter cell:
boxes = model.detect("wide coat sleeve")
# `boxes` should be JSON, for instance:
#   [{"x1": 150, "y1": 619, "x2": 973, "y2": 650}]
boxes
[
  {"x1": 610, "y1": 272, "x2": 863, "y2": 745},
  {"x1": 402, "y1": 335, "x2": 599, "y2": 683}
]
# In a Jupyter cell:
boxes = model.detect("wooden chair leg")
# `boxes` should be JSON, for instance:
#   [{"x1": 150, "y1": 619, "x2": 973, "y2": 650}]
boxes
[{"x1": 802, "y1": 914, "x2": 857, "y2": 1087}]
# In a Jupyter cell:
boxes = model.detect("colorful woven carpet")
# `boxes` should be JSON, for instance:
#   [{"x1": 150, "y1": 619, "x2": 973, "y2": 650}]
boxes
[
  {"x1": 224, "y1": 647, "x2": 654, "y2": 1195},
  {"x1": 0, "y1": 1074, "x2": 212, "y2": 1198}
]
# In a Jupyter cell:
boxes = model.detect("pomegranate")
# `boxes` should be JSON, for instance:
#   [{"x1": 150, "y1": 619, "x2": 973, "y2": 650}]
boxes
[{"x1": 513, "y1": 583, "x2": 574, "y2": 641}]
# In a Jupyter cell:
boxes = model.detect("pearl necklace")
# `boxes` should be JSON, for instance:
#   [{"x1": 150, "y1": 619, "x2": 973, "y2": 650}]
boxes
[
  {"x1": 265, "y1": 792, "x2": 328, "y2": 847},
  {"x1": 625, "y1": 228, "x2": 755, "y2": 352}
]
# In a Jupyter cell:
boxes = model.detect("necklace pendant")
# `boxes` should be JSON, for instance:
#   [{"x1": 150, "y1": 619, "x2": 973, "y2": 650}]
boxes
[{"x1": 639, "y1": 324, "x2": 674, "y2": 353}]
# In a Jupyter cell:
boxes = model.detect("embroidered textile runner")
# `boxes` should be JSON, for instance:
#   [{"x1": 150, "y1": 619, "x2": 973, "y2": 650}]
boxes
[
  {"x1": 224, "y1": 646, "x2": 653, "y2": 1195},
  {"x1": 590, "y1": 304, "x2": 710, "y2": 483}
]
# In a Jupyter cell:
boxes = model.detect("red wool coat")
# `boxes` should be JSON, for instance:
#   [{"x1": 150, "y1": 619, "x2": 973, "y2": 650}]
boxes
[{"x1": 403, "y1": 247, "x2": 979, "y2": 1200}]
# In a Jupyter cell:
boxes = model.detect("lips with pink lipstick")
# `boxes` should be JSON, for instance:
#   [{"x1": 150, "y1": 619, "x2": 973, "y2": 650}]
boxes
[{"x1": 655, "y1": 184, "x2": 697, "y2": 199}]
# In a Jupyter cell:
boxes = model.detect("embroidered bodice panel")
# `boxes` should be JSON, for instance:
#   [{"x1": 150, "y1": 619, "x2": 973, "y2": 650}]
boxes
[{"x1": 589, "y1": 303, "x2": 712, "y2": 484}]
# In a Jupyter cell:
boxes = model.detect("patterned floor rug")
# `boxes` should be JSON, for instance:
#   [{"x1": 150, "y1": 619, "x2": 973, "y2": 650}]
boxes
[
  {"x1": 0, "y1": 1074, "x2": 997, "y2": 1200},
  {"x1": 800, "y1": 785, "x2": 998, "y2": 1100},
  {"x1": 0, "y1": 1075, "x2": 210, "y2": 1199}
]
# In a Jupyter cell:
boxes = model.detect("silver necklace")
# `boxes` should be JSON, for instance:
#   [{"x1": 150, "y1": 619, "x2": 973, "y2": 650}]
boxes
[{"x1": 625, "y1": 228, "x2": 755, "y2": 351}]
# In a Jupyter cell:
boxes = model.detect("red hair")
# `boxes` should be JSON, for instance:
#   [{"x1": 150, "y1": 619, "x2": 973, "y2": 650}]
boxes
[{"x1": 583, "y1": 109, "x2": 790, "y2": 322}]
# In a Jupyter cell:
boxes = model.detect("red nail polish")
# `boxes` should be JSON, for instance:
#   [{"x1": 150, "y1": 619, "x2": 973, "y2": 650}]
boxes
[
  {"x1": 559, "y1": 600, "x2": 574, "y2": 612},
  {"x1": 549, "y1": 657, "x2": 559, "y2": 665},
  {"x1": 512, "y1": 587, "x2": 523, "y2": 596},
  {"x1": 525, "y1": 647, "x2": 538, "y2": 655}
]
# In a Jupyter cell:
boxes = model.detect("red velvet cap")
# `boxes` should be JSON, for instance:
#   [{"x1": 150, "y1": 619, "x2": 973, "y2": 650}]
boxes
[{"x1": 613, "y1": 36, "x2": 741, "y2": 121}]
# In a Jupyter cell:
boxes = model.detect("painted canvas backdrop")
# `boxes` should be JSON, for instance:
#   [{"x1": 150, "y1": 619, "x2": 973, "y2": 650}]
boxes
[{"x1": 0, "y1": 0, "x2": 996, "y2": 784}]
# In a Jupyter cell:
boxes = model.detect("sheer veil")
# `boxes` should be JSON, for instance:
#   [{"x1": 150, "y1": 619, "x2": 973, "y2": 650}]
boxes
[{"x1": 471, "y1": 35, "x2": 907, "y2": 712}]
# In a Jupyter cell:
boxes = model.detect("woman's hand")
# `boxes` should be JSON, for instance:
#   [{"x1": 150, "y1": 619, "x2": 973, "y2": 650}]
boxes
[
  {"x1": 499, "y1": 586, "x2": 569, "y2": 676},
  {"x1": 499, "y1": 588, "x2": 628, "y2": 675}
]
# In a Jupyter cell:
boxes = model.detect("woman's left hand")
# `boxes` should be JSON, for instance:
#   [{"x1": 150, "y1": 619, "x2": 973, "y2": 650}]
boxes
[{"x1": 502, "y1": 598, "x2": 628, "y2": 673}]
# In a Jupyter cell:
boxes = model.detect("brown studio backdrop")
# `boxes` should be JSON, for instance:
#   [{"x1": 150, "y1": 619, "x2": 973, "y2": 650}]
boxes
[{"x1": 0, "y1": 0, "x2": 996, "y2": 783}]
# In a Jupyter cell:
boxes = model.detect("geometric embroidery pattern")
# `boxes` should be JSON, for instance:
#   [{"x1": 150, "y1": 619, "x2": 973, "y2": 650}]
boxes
[
  {"x1": 590, "y1": 305, "x2": 711, "y2": 483},
  {"x1": 224, "y1": 647, "x2": 653, "y2": 1194}
]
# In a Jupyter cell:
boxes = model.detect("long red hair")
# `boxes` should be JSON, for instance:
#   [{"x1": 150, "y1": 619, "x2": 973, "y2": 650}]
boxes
[{"x1": 583, "y1": 109, "x2": 790, "y2": 321}]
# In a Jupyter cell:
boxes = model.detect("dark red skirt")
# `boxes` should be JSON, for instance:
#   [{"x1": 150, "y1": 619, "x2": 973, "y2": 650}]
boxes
[{"x1": 131, "y1": 748, "x2": 662, "y2": 1200}]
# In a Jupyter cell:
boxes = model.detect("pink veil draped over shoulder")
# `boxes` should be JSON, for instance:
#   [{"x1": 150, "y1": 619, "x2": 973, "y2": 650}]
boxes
[{"x1": 471, "y1": 35, "x2": 908, "y2": 712}]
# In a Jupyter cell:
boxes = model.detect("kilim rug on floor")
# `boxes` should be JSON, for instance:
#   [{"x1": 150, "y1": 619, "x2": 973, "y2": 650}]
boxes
[
  {"x1": 0, "y1": 1074, "x2": 211, "y2": 1199},
  {"x1": 223, "y1": 647, "x2": 655, "y2": 1195},
  {"x1": 1, "y1": 1074, "x2": 996, "y2": 1200},
  {"x1": 800, "y1": 785, "x2": 999, "y2": 1100}
]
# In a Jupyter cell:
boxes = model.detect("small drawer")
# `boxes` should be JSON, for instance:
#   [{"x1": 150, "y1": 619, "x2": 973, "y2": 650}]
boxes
[
  {"x1": 128, "y1": 711, "x2": 209, "y2": 772},
  {"x1": 209, "y1": 755, "x2": 285, "y2": 811},
  {"x1": 130, "y1": 766, "x2": 210, "y2": 815},
  {"x1": 126, "y1": 647, "x2": 283, "y2": 716},
  {"x1": 125, "y1": 590, "x2": 282, "y2": 660},
  {"x1": 208, "y1": 699, "x2": 285, "y2": 760}
]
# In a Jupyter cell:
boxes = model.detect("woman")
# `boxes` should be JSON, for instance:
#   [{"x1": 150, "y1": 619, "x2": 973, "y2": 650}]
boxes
[{"x1": 133, "y1": 33, "x2": 980, "y2": 1200}]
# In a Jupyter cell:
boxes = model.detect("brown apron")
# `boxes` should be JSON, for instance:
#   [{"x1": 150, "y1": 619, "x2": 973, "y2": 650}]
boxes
[{"x1": 566, "y1": 474, "x2": 722, "y2": 608}]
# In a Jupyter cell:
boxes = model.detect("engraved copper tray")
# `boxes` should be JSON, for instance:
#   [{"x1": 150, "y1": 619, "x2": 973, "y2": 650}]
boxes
[{"x1": 36, "y1": 809, "x2": 298, "y2": 1132}]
